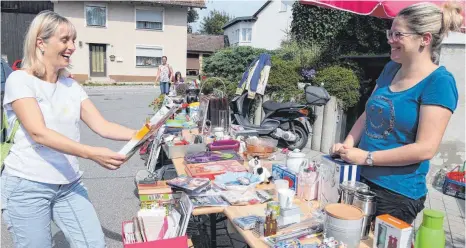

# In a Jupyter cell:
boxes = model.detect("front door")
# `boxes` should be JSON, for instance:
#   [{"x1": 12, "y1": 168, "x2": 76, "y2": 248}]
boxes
[{"x1": 89, "y1": 44, "x2": 106, "y2": 77}]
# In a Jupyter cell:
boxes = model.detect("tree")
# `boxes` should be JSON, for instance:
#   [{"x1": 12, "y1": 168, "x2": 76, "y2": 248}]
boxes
[
  {"x1": 290, "y1": 2, "x2": 391, "y2": 55},
  {"x1": 199, "y1": 10, "x2": 232, "y2": 35},
  {"x1": 187, "y1": 7, "x2": 199, "y2": 33}
]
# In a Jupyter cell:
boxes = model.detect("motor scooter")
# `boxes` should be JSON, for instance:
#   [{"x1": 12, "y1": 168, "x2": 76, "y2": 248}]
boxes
[{"x1": 230, "y1": 85, "x2": 330, "y2": 150}]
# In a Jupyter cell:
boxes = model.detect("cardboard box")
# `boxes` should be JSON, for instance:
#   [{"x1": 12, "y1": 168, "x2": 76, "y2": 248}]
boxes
[
  {"x1": 321, "y1": 155, "x2": 360, "y2": 183},
  {"x1": 318, "y1": 155, "x2": 361, "y2": 209},
  {"x1": 373, "y1": 214, "x2": 413, "y2": 248},
  {"x1": 272, "y1": 164, "x2": 299, "y2": 192},
  {"x1": 122, "y1": 221, "x2": 188, "y2": 248}
]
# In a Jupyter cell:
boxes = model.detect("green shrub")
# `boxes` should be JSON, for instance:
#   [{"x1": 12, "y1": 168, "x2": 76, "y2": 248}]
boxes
[
  {"x1": 202, "y1": 46, "x2": 268, "y2": 83},
  {"x1": 274, "y1": 40, "x2": 323, "y2": 68},
  {"x1": 291, "y1": 2, "x2": 391, "y2": 55},
  {"x1": 266, "y1": 56, "x2": 303, "y2": 102},
  {"x1": 313, "y1": 66, "x2": 360, "y2": 110}
]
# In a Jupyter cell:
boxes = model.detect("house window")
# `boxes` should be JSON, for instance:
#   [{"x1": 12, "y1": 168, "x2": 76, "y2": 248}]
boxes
[
  {"x1": 86, "y1": 5, "x2": 106, "y2": 27},
  {"x1": 241, "y1": 28, "x2": 252, "y2": 42},
  {"x1": 136, "y1": 46, "x2": 162, "y2": 67},
  {"x1": 136, "y1": 9, "x2": 163, "y2": 30},
  {"x1": 235, "y1": 29, "x2": 240, "y2": 43},
  {"x1": 280, "y1": 0, "x2": 287, "y2": 12}
]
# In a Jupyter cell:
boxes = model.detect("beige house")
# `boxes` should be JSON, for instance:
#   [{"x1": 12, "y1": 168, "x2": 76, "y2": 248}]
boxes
[{"x1": 53, "y1": 0, "x2": 205, "y2": 83}]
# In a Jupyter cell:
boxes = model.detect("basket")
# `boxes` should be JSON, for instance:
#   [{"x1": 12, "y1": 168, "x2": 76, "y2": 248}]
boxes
[{"x1": 442, "y1": 165, "x2": 465, "y2": 199}]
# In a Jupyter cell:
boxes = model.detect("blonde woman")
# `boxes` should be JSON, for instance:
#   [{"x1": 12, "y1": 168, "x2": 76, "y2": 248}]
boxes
[
  {"x1": 2, "y1": 11, "x2": 136, "y2": 247},
  {"x1": 331, "y1": 2, "x2": 463, "y2": 224}
]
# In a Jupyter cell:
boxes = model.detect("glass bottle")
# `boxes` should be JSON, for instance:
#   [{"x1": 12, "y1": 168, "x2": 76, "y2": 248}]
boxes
[
  {"x1": 270, "y1": 211, "x2": 278, "y2": 235},
  {"x1": 264, "y1": 210, "x2": 271, "y2": 237}
]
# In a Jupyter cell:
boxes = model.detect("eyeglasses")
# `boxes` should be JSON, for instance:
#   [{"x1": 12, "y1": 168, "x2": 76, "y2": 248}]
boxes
[{"x1": 386, "y1": 30, "x2": 420, "y2": 41}]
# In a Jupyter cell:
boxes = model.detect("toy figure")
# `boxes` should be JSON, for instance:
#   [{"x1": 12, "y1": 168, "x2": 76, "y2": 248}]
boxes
[{"x1": 250, "y1": 156, "x2": 273, "y2": 184}]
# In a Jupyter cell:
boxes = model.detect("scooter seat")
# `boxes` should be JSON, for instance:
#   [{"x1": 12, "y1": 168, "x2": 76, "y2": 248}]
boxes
[
  {"x1": 234, "y1": 114, "x2": 278, "y2": 135},
  {"x1": 263, "y1": 101, "x2": 303, "y2": 114}
]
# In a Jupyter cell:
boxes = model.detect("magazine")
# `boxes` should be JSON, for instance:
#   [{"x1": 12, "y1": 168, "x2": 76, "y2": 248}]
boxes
[
  {"x1": 189, "y1": 195, "x2": 230, "y2": 208},
  {"x1": 118, "y1": 95, "x2": 179, "y2": 158},
  {"x1": 167, "y1": 176, "x2": 210, "y2": 194}
]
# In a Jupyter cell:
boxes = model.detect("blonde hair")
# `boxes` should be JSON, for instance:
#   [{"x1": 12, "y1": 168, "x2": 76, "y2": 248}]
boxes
[
  {"x1": 398, "y1": 1, "x2": 464, "y2": 63},
  {"x1": 22, "y1": 10, "x2": 77, "y2": 78}
]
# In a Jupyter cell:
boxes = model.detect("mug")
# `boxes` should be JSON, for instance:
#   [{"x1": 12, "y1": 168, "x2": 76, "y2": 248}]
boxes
[{"x1": 278, "y1": 188, "x2": 295, "y2": 209}]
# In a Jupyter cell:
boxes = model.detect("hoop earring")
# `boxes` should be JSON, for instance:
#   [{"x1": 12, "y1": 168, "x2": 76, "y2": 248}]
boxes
[{"x1": 40, "y1": 50, "x2": 44, "y2": 55}]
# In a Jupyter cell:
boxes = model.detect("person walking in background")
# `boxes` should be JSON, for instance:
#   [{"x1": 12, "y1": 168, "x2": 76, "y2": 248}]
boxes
[
  {"x1": 2, "y1": 11, "x2": 137, "y2": 247},
  {"x1": 155, "y1": 56, "x2": 173, "y2": 95},
  {"x1": 168, "y1": 71, "x2": 184, "y2": 96},
  {"x1": 173, "y1": 71, "x2": 184, "y2": 85}
]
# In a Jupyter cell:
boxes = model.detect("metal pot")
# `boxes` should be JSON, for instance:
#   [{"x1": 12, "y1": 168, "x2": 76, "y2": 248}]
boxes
[
  {"x1": 352, "y1": 189, "x2": 377, "y2": 240},
  {"x1": 339, "y1": 181, "x2": 369, "y2": 205}
]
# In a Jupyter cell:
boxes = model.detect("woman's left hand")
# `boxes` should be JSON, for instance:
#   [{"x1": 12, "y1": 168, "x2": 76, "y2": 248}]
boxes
[{"x1": 339, "y1": 145, "x2": 369, "y2": 165}]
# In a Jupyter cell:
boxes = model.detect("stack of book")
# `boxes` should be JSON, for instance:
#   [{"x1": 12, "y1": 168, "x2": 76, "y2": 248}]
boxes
[
  {"x1": 137, "y1": 181, "x2": 172, "y2": 195},
  {"x1": 123, "y1": 192, "x2": 193, "y2": 246}
]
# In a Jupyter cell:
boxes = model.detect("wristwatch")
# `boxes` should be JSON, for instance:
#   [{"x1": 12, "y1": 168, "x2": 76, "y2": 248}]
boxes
[{"x1": 365, "y1": 152, "x2": 374, "y2": 166}]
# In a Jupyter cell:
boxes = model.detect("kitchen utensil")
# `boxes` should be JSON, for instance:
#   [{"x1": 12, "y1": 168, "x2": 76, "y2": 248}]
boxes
[
  {"x1": 339, "y1": 181, "x2": 369, "y2": 205},
  {"x1": 352, "y1": 189, "x2": 376, "y2": 240},
  {"x1": 286, "y1": 149, "x2": 309, "y2": 174}
]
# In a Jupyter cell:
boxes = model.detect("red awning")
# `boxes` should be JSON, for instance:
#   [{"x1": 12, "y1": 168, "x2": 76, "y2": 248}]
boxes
[{"x1": 300, "y1": 0, "x2": 465, "y2": 27}]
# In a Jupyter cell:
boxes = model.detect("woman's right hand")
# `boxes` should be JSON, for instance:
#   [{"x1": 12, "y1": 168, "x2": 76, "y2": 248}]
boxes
[
  {"x1": 88, "y1": 147, "x2": 127, "y2": 170},
  {"x1": 330, "y1": 143, "x2": 346, "y2": 156}
]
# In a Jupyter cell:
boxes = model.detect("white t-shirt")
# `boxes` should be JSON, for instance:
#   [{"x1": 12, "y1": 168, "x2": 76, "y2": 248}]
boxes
[{"x1": 3, "y1": 70, "x2": 88, "y2": 184}]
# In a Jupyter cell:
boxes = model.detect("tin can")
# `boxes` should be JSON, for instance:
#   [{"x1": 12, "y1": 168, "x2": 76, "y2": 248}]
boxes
[{"x1": 267, "y1": 201, "x2": 280, "y2": 216}]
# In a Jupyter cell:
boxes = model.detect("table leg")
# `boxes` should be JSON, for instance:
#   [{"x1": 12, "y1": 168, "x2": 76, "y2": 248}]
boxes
[{"x1": 210, "y1": 213, "x2": 217, "y2": 248}]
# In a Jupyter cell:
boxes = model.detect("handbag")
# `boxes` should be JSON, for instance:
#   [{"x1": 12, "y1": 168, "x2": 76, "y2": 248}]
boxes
[{"x1": 1, "y1": 112, "x2": 20, "y2": 167}]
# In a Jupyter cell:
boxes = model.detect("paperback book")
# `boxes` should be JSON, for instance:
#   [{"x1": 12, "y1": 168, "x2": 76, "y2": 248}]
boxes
[
  {"x1": 118, "y1": 95, "x2": 179, "y2": 158},
  {"x1": 166, "y1": 176, "x2": 210, "y2": 194}
]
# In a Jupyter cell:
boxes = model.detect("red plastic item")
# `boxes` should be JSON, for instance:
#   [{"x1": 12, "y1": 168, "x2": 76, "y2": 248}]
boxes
[
  {"x1": 447, "y1": 171, "x2": 466, "y2": 183},
  {"x1": 442, "y1": 170, "x2": 465, "y2": 199},
  {"x1": 121, "y1": 221, "x2": 188, "y2": 248},
  {"x1": 207, "y1": 140, "x2": 240, "y2": 152},
  {"x1": 11, "y1": 59, "x2": 21, "y2": 71}
]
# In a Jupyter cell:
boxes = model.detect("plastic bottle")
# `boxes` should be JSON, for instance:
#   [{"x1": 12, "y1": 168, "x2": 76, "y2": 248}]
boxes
[{"x1": 415, "y1": 209, "x2": 446, "y2": 248}]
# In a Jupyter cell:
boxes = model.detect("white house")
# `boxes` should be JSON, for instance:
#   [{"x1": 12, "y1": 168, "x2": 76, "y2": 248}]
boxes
[{"x1": 222, "y1": 0, "x2": 295, "y2": 50}]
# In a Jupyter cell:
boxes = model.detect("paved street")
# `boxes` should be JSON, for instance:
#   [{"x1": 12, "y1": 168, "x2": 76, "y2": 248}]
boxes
[{"x1": 1, "y1": 85, "x2": 465, "y2": 248}]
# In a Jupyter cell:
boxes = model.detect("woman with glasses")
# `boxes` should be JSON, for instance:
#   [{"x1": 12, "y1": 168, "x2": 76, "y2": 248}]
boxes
[{"x1": 331, "y1": 2, "x2": 463, "y2": 224}]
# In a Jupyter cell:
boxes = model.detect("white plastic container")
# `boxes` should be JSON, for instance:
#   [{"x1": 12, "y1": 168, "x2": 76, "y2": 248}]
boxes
[{"x1": 324, "y1": 203, "x2": 364, "y2": 248}]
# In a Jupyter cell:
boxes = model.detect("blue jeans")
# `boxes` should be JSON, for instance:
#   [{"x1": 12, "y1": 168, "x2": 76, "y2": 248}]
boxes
[
  {"x1": 1, "y1": 174, "x2": 105, "y2": 248},
  {"x1": 160, "y1": 81, "x2": 170, "y2": 95}
]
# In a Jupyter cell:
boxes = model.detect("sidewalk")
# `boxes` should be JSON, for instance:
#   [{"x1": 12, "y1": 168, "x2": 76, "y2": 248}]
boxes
[{"x1": 418, "y1": 185, "x2": 465, "y2": 248}]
